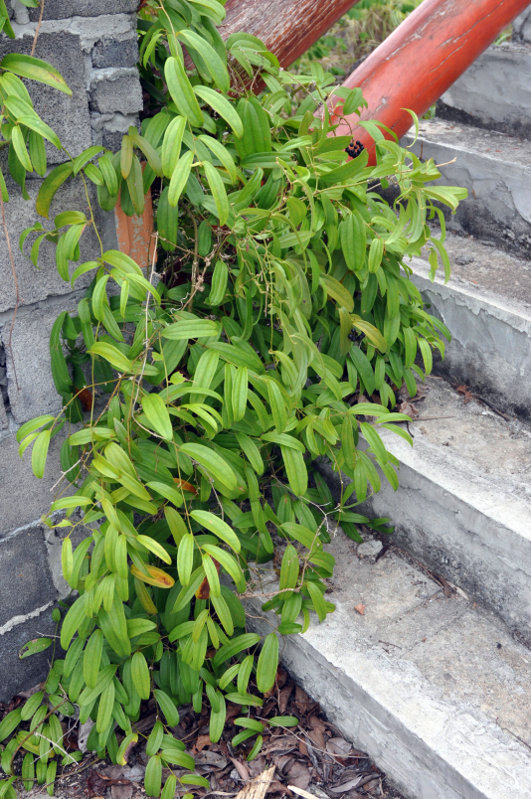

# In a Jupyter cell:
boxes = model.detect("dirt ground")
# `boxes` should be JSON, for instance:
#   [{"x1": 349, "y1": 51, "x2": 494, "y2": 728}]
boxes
[{"x1": 2, "y1": 668, "x2": 406, "y2": 799}]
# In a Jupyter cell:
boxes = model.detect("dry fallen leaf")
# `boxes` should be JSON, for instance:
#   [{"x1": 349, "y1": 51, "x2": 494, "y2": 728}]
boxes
[
  {"x1": 286, "y1": 760, "x2": 312, "y2": 790},
  {"x1": 234, "y1": 765, "x2": 276, "y2": 799},
  {"x1": 354, "y1": 603, "x2": 365, "y2": 615}
]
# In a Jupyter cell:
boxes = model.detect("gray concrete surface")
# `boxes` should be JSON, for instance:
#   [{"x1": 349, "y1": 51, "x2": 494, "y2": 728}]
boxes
[
  {"x1": 322, "y1": 377, "x2": 531, "y2": 638},
  {"x1": 409, "y1": 232, "x2": 531, "y2": 416},
  {"x1": 514, "y1": 7, "x2": 531, "y2": 43},
  {"x1": 0, "y1": 4, "x2": 139, "y2": 691},
  {"x1": 439, "y1": 42, "x2": 531, "y2": 137},
  {"x1": 402, "y1": 119, "x2": 531, "y2": 255},
  {"x1": 247, "y1": 537, "x2": 531, "y2": 799}
]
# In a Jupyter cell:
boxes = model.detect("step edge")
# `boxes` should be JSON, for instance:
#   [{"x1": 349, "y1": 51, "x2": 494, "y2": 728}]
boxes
[
  {"x1": 247, "y1": 590, "x2": 531, "y2": 799},
  {"x1": 409, "y1": 256, "x2": 531, "y2": 323}
]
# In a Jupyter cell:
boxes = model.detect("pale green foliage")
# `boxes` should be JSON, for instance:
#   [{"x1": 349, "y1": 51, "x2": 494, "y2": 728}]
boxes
[{"x1": 1, "y1": 0, "x2": 466, "y2": 796}]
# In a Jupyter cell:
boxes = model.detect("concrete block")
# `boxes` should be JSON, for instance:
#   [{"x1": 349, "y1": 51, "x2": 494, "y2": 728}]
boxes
[
  {"x1": 0, "y1": 33, "x2": 92, "y2": 164},
  {"x1": 439, "y1": 43, "x2": 531, "y2": 137},
  {"x1": 321, "y1": 376, "x2": 531, "y2": 638},
  {"x1": 1, "y1": 298, "x2": 73, "y2": 423},
  {"x1": 247, "y1": 539, "x2": 531, "y2": 799},
  {"x1": 0, "y1": 177, "x2": 106, "y2": 313},
  {"x1": 28, "y1": 0, "x2": 137, "y2": 20},
  {"x1": 0, "y1": 429, "x2": 65, "y2": 538},
  {"x1": 410, "y1": 233, "x2": 531, "y2": 416},
  {"x1": 89, "y1": 69, "x2": 143, "y2": 116},
  {"x1": 92, "y1": 35, "x2": 138, "y2": 69},
  {"x1": 0, "y1": 608, "x2": 57, "y2": 703},
  {"x1": 514, "y1": 8, "x2": 531, "y2": 43},
  {"x1": 402, "y1": 119, "x2": 531, "y2": 256},
  {"x1": 0, "y1": 525, "x2": 56, "y2": 628}
]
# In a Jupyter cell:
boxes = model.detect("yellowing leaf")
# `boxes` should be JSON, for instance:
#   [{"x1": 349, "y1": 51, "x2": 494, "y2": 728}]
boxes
[{"x1": 130, "y1": 563, "x2": 175, "y2": 588}]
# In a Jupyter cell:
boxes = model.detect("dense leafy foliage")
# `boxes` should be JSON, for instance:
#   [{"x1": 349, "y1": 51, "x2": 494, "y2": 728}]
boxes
[{"x1": 1, "y1": 0, "x2": 465, "y2": 795}]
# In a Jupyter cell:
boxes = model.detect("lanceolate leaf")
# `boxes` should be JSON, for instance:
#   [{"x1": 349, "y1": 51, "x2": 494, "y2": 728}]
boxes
[{"x1": 0, "y1": 53, "x2": 71, "y2": 94}]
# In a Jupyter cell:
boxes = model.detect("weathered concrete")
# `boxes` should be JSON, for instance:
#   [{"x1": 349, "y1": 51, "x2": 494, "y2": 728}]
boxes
[
  {"x1": 438, "y1": 42, "x2": 531, "y2": 137},
  {"x1": 0, "y1": 525, "x2": 56, "y2": 629},
  {"x1": 402, "y1": 119, "x2": 531, "y2": 255},
  {"x1": 321, "y1": 377, "x2": 531, "y2": 638},
  {"x1": 0, "y1": 32, "x2": 92, "y2": 163},
  {"x1": 0, "y1": 430, "x2": 65, "y2": 539},
  {"x1": 514, "y1": 6, "x2": 531, "y2": 43},
  {"x1": 27, "y1": 0, "x2": 137, "y2": 20},
  {"x1": 247, "y1": 537, "x2": 531, "y2": 799},
  {"x1": 409, "y1": 232, "x2": 531, "y2": 416},
  {"x1": 0, "y1": 2, "x2": 140, "y2": 687},
  {"x1": 0, "y1": 609, "x2": 58, "y2": 703}
]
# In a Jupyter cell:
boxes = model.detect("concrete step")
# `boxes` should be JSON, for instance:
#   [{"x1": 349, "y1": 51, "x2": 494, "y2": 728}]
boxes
[
  {"x1": 401, "y1": 119, "x2": 531, "y2": 256},
  {"x1": 248, "y1": 539, "x2": 531, "y2": 799},
  {"x1": 410, "y1": 230, "x2": 531, "y2": 417},
  {"x1": 437, "y1": 41, "x2": 531, "y2": 137},
  {"x1": 319, "y1": 376, "x2": 531, "y2": 639}
]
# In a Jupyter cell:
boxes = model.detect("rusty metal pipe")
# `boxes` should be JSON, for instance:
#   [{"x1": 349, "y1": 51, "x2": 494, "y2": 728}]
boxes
[
  {"x1": 332, "y1": 0, "x2": 530, "y2": 161},
  {"x1": 221, "y1": 0, "x2": 361, "y2": 68}
]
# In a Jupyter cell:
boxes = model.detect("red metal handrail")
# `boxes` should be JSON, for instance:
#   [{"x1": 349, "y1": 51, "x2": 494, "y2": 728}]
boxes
[{"x1": 331, "y1": 0, "x2": 530, "y2": 161}]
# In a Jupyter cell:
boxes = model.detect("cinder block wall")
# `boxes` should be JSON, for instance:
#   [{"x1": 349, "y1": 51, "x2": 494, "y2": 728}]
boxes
[{"x1": 0, "y1": 0, "x2": 141, "y2": 701}]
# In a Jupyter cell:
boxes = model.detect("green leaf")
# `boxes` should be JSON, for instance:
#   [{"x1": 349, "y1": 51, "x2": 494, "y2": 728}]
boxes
[
  {"x1": 194, "y1": 85, "x2": 243, "y2": 137},
  {"x1": 60, "y1": 593, "x2": 88, "y2": 650},
  {"x1": 18, "y1": 638, "x2": 52, "y2": 659},
  {"x1": 161, "y1": 115, "x2": 186, "y2": 178},
  {"x1": 179, "y1": 29, "x2": 229, "y2": 93},
  {"x1": 131, "y1": 651, "x2": 150, "y2": 700},
  {"x1": 164, "y1": 57, "x2": 203, "y2": 126},
  {"x1": 279, "y1": 544, "x2": 299, "y2": 590},
  {"x1": 163, "y1": 317, "x2": 220, "y2": 340},
  {"x1": 190, "y1": 510, "x2": 241, "y2": 552},
  {"x1": 280, "y1": 446, "x2": 307, "y2": 496},
  {"x1": 177, "y1": 533, "x2": 194, "y2": 586},
  {"x1": 88, "y1": 343, "x2": 133, "y2": 373},
  {"x1": 11, "y1": 125, "x2": 32, "y2": 172},
  {"x1": 180, "y1": 443, "x2": 238, "y2": 493},
  {"x1": 198, "y1": 134, "x2": 237, "y2": 182},
  {"x1": 154, "y1": 689, "x2": 180, "y2": 727},
  {"x1": 141, "y1": 392, "x2": 173, "y2": 441},
  {"x1": 36, "y1": 162, "x2": 73, "y2": 218},
  {"x1": 137, "y1": 535, "x2": 172, "y2": 565},
  {"x1": 168, "y1": 149, "x2": 194, "y2": 207},
  {"x1": 0, "y1": 53, "x2": 71, "y2": 94},
  {"x1": 319, "y1": 273, "x2": 354, "y2": 312},
  {"x1": 203, "y1": 160, "x2": 229, "y2": 225},
  {"x1": 256, "y1": 633, "x2": 279, "y2": 693},
  {"x1": 306, "y1": 580, "x2": 328, "y2": 622},
  {"x1": 32, "y1": 428, "x2": 51, "y2": 479},
  {"x1": 144, "y1": 755, "x2": 162, "y2": 798}
]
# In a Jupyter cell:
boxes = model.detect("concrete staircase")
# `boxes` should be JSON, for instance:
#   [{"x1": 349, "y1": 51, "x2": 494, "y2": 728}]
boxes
[{"x1": 250, "y1": 12, "x2": 531, "y2": 799}]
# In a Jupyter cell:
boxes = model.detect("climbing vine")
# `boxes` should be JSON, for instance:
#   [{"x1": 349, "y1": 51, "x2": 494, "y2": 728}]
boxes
[{"x1": 0, "y1": 0, "x2": 465, "y2": 796}]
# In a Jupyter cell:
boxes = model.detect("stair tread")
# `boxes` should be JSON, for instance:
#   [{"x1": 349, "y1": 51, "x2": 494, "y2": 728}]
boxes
[
  {"x1": 414, "y1": 229, "x2": 531, "y2": 314},
  {"x1": 405, "y1": 117, "x2": 531, "y2": 169},
  {"x1": 381, "y1": 376, "x2": 531, "y2": 532},
  {"x1": 249, "y1": 541, "x2": 531, "y2": 799}
]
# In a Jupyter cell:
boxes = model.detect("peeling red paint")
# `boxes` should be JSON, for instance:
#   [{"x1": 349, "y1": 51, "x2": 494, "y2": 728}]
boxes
[{"x1": 331, "y1": 0, "x2": 530, "y2": 162}]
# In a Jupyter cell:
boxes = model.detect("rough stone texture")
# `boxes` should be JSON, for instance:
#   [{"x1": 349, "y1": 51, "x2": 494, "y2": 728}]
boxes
[
  {"x1": 438, "y1": 42, "x2": 531, "y2": 137},
  {"x1": 1, "y1": 295, "x2": 81, "y2": 424},
  {"x1": 410, "y1": 232, "x2": 531, "y2": 416},
  {"x1": 321, "y1": 377, "x2": 531, "y2": 639},
  {"x1": 402, "y1": 119, "x2": 531, "y2": 256},
  {"x1": 513, "y1": 7, "x2": 531, "y2": 43},
  {"x1": 92, "y1": 35, "x2": 138, "y2": 69},
  {"x1": 0, "y1": 430, "x2": 66, "y2": 539},
  {"x1": 0, "y1": 33, "x2": 92, "y2": 164},
  {"x1": 28, "y1": 0, "x2": 137, "y2": 20},
  {"x1": 0, "y1": 0, "x2": 140, "y2": 705},
  {"x1": 0, "y1": 178, "x2": 109, "y2": 313},
  {"x1": 0, "y1": 609, "x2": 58, "y2": 703},
  {"x1": 90, "y1": 69, "x2": 143, "y2": 116},
  {"x1": 0, "y1": 526, "x2": 56, "y2": 628},
  {"x1": 247, "y1": 538, "x2": 531, "y2": 799}
]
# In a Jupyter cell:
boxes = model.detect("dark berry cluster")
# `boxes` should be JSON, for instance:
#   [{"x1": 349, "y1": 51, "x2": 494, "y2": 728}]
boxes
[
  {"x1": 345, "y1": 139, "x2": 365, "y2": 158},
  {"x1": 348, "y1": 331, "x2": 365, "y2": 343}
]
